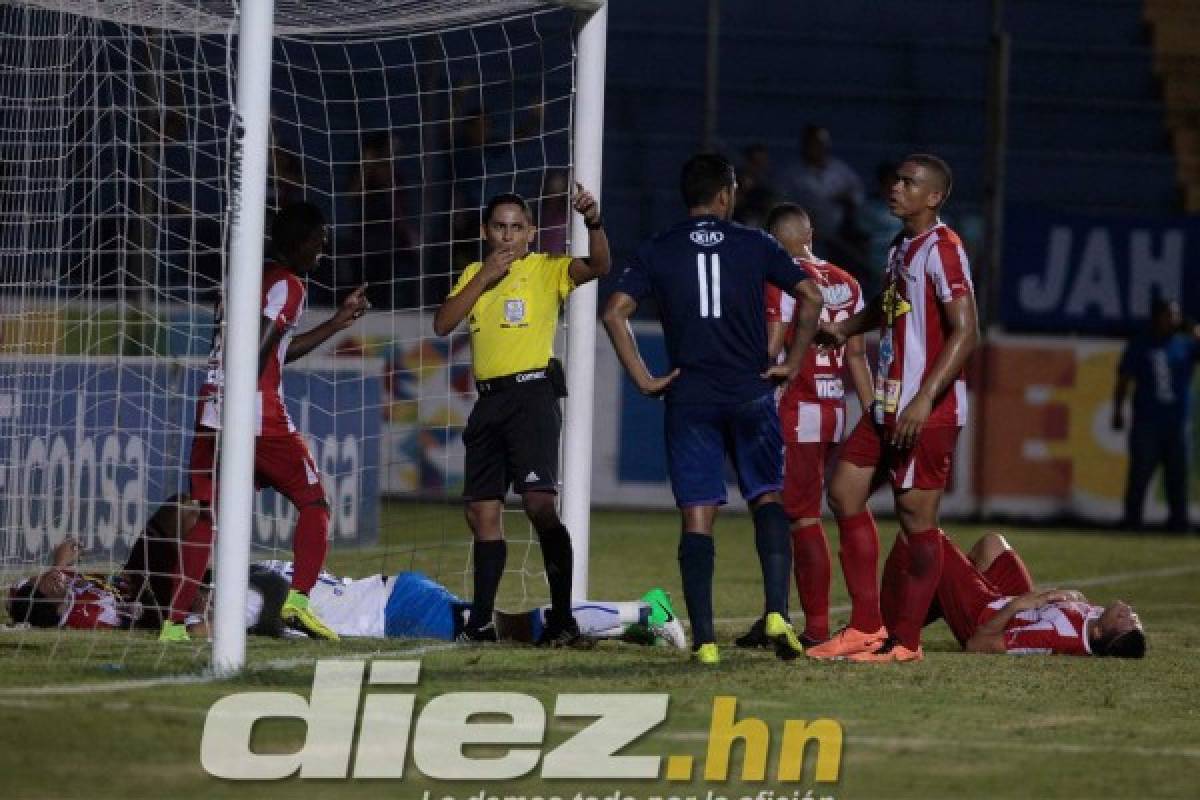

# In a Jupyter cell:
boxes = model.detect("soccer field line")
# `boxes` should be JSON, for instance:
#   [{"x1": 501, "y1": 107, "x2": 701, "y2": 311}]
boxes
[
  {"x1": 0, "y1": 641, "x2": 459, "y2": 697},
  {"x1": 713, "y1": 561, "x2": 1200, "y2": 626},
  {"x1": 2, "y1": 561, "x2": 1195, "y2": 697},
  {"x1": 663, "y1": 730, "x2": 1200, "y2": 760}
]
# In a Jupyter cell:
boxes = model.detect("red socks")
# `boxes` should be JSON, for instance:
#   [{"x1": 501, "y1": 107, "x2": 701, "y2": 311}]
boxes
[
  {"x1": 891, "y1": 527, "x2": 944, "y2": 650},
  {"x1": 791, "y1": 522, "x2": 831, "y2": 640},
  {"x1": 835, "y1": 510, "x2": 883, "y2": 633},
  {"x1": 169, "y1": 511, "x2": 214, "y2": 622},
  {"x1": 879, "y1": 531, "x2": 908, "y2": 634},
  {"x1": 289, "y1": 504, "x2": 331, "y2": 594}
]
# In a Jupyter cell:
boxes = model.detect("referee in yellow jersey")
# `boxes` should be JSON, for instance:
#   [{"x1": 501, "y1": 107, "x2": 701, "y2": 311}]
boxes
[{"x1": 433, "y1": 184, "x2": 609, "y2": 645}]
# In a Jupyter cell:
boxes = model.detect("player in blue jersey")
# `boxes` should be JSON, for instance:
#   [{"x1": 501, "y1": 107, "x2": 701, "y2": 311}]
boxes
[
  {"x1": 236, "y1": 561, "x2": 686, "y2": 648},
  {"x1": 602, "y1": 153, "x2": 824, "y2": 664}
]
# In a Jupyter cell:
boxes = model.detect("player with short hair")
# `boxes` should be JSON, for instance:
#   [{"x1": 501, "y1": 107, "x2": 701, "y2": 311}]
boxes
[
  {"x1": 808, "y1": 153, "x2": 979, "y2": 663},
  {"x1": 882, "y1": 532, "x2": 1146, "y2": 658},
  {"x1": 602, "y1": 153, "x2": 824, "y2": 665},
  {"x1": 432, "y1": 184, "x2": 609, "y2": 646},
  {"x1": 736, "y1": 204, "x2": 873, "y2": 649},
  {"x1": 162, "y1": 201, "x2": 370, "y2": 643},
  {"x1": 4, "y1": 529, "x2": 212, "y2": 635}
]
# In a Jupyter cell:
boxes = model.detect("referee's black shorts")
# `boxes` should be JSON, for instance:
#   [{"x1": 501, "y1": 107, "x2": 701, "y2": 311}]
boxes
[{"x1": 462, "y1": 378, "x2": 561, "y2": 501}]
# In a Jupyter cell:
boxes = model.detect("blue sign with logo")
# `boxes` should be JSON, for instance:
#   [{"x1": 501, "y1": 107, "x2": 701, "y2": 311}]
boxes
[
  {"x1": 0, "y1": 360, "x2": 381, "y2": 563},
  {"x1": 1001, "y1": 207, "x2": 1200, "y2": 335}
]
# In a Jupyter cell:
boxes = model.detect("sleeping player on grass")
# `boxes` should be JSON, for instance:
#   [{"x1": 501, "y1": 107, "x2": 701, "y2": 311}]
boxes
[{"x1": 879, "y1": 531, "x2": 1145, "y2": 658}]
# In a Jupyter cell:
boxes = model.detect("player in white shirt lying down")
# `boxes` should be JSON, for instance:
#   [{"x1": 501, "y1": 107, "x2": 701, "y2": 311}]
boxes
[{"x1": 240, "y1": 561, "x2": 687, "y2": 649}]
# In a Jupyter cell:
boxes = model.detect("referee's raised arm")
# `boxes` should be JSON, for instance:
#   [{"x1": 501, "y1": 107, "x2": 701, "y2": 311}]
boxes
[{"x1": 567, "y1": 181, "x2": 610, "y2": 285}]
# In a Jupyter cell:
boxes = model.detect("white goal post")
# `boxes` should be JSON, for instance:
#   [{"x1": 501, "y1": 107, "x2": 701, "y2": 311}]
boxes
[
  {"x1": 218, "y1": 0, "x2": 608, "y2": 672},
  {"x1": 0, "y1": 0, "x2": 607, "y2": 674}
]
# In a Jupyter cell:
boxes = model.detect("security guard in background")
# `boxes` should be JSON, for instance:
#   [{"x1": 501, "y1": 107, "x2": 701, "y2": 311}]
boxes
[{"x1": 433, "y1": 184, "x2": 609, "y2": 644}]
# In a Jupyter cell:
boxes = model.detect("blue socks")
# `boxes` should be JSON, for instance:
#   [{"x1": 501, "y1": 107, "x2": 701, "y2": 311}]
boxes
[
  {"x1": 753, "y1": 501, "x2": 792, "y2": 616},
  {"x1": 678, "y1": 532, "x2": 716, "y2": 646}
]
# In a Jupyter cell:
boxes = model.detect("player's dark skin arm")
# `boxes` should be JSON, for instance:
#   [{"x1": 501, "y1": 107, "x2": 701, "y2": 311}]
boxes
[
  {"x1": 284, "y1": 284, "x2": 370, "y2": 363},
  {"x1": 764, "y1": 280, "x2": 823, "y2": 382},
  {"x1": 567, "y1": 184, "x2": 611, "y2": 285},
  {"x1": 965, "y1": 589, "x2": 1082, "y2": 653},
  {"x1": 432, "y1": 248, "x2": 517, "y2": 336},
  {"x1": 601, "y1": 291, "x2": 680, "y2": 396},
  {"x1": 766, "y1": 319, "x2": 787, "y2": 363},
  {"x1": 845, "y1": 332, "x2": 875, "y2": 412},
  {"x1": 888, "y1": 292, "x2": 978, "y2": 447},
  {"x1": 818, "y1": 292, "x2": 885, "y2": 343}
]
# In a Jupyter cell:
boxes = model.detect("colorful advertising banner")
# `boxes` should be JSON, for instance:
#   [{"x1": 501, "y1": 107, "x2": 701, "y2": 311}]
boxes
[
  {"x1": 0, "y1": 358, "x2": 381, "y2": 562},
  {"x1": 973, "y1": 334, "x2": 1198, "y2": 524},
  {"x1": 1001, "y1": 207, "x2": 1200, "y2": 335}
]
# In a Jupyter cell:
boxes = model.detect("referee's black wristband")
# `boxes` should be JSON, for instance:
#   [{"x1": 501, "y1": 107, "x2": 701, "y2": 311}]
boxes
[{"x1": 584, "y1": 216, "x2": 604, "y2": 230}]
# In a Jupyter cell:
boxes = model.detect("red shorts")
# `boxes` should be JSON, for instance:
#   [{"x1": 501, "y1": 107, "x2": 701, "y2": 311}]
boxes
[
  {"x1": 188, "y1": 428, "x2": 325, "y2": 508},
  {"x1": 778, "y1": 399, "x2": 846, "y2": 519},
  {"x1": 937, "y1": 539, "x2": 1034, "y2": 646},
  {"x1": 839, "y1": 417, "x2": 960, "y2": 491},
  {"x1": 782, "y1": 441, "x2": 836, "y2": 519}
]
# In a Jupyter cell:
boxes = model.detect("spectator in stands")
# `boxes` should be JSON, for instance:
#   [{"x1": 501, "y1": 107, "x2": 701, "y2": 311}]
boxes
[
  {"x1": 855, "y1": 161, "x2": 901, "y2": 299},
  {"x1": 732, "y1": 143, "x2": 779, "y2": 229},
  {"x1": 780, "y1": 125, "x2": 866, "y2": 272},
  {"x1": 346, "y1": 131, "x2": 421, "y2": 309},
  {"x1": 1113, "y1": 297, "x2": 1199, "y2": 533},
  {"x1": 537, "y1": 169, "x2": 570, "y2": 253},
  {"x1": 881, "y1": 531, "x2": 1146, "y2": 658}
]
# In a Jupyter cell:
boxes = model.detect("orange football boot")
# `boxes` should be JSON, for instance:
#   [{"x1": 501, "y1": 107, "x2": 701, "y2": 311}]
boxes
[
  {"x1": 805, "y1": 625, "x2": 888, "y2": 660},
  {"x1": 846, "y1": 637, "x2": 924, "y2": 663}
]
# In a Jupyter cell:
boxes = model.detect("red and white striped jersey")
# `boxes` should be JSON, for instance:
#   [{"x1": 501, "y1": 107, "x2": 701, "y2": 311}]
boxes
[
  {"x1": 59, "y1": 571, "x2": 138, "y2": 630},
  {"x1": 980, "y1": 598, "x2": 1100, "y2": 656},
  {"x1": 767, "y1": 258, "x2": 864, "y2": 443},
  {"x1": 875, "y1": 223, "x2": 972, "y2": 428},
  {"x1": 198, "y1": 261, "x2": 304, "y2": 436}
]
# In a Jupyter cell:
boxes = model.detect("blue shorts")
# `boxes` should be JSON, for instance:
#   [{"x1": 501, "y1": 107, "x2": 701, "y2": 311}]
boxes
[{"x1": 665, "y1": 392, "x2": 783, "y2": 507}]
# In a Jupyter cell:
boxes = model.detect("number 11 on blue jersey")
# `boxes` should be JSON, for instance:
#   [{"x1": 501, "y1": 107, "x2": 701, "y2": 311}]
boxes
[{"x1": 697, "y1": 252, "x2": 721, "y2": 318}]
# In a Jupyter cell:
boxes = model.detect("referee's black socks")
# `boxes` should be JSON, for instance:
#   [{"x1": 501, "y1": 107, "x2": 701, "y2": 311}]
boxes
[
  {"x1": 678, "y1": 532, "x2": 716, "y2": 646},
  {"x1": 537, "y1": 524, "x2": 574, "y2": 625},
  {"x1": 468, "y1": 539, "x2": 507, "y2": 632},
  {"x1": 753, "y1": 501, "x2": 792, "y2": 616}
]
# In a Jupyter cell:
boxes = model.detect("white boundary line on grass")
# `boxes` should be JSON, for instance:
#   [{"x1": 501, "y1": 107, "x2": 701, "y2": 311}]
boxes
[
  {"x1": 0, "y1": 642, "x2": 458, "y2": 697},
  {"x1": 3, "y1": 560, "x2": 1197, "y2": 697},
  {"x1": 714, "y1": 561, "x2": 1200, "y2": 626},
  {"x1": 663, "y1": 730, "x2": 1200, "y2": 760}
]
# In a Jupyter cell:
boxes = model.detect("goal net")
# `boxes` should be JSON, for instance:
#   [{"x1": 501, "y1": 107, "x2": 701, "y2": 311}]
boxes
[{"x1": 0, "y1": 0, "x2": 597, "y2": 666}]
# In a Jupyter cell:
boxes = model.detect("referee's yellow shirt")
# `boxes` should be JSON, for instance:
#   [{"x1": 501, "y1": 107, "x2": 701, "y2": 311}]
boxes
[{"x1": 449, "y1": 251, "x2": 575, "y2": 380}]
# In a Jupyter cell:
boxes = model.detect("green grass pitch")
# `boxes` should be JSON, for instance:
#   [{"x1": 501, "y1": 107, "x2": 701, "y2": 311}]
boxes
[{"x1": 1, "y1": 504, "x2": 1198, "y2": 799}]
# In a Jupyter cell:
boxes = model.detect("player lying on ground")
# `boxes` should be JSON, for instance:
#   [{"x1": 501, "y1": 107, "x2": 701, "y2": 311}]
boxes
[
  {"x1": 239, "y1": 561, "x2": 687, "y2": 649},
  {"x1": 5, "y1": 529, "x2": 686, "y2": 651},
  {"x1": 4, "y1": 535, "x2": 207, "y2": 635},
  {"x1": 880, "y1": 532, "x2": 1145, "y2": 657}
]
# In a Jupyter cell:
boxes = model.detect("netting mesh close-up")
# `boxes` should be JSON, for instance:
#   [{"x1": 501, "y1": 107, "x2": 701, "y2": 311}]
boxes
[{"x1": 0, "y1": 0, "x2": 583, "y2": 659}]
